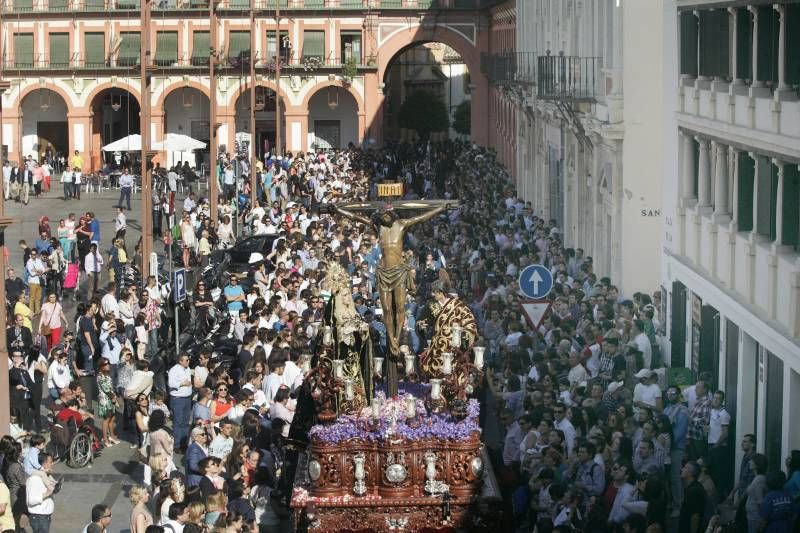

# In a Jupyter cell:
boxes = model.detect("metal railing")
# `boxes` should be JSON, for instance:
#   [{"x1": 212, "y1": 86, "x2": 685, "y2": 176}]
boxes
[
  {"x1": 0, "y1": 52, "x2": 374, "y2": 71},
  {"x1": 481, "y1": 52, "x2": 537, "y2": 86},
  {"x1": 0, "y1": 0, "x2": 489, "y2": 12},
  {"x1": 536, "y1": 54, "x2": 600, "y2": 102}
]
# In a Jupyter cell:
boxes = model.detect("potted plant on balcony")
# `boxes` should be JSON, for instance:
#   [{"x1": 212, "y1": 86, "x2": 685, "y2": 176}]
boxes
[
  {"x1": 341, "y1": 57, "x2": 357, "y2": 85},
  {"x1": 301, "y1": 56, "x2": 324, "y2": 73}
]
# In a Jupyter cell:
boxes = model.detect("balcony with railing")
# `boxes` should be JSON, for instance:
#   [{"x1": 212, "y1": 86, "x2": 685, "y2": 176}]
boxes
[
  {"x1": 481, "y1": 52, "x2": 536, "y2": 86},
  {"x1": 536, "y1": 54, "x2": 601, "y2": 102},
  {"x1": 0, "y1": 0, "x2": 492, "y2": 13},
  {"x1": 0, "y1": 50, "x2": 378, "y2": 73}
]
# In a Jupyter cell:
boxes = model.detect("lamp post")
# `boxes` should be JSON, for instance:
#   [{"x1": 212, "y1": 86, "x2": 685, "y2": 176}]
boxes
[
  {"x1": 0, "y1": 6, "x2": 13, "y2": 433},
  {"x1": 209, "y1": 0, "x2": 219, "y2": 223},
  {"x1": 249, "y1": 0, "x2": 257, "y2": 207},
  {"x1": 274, "y1": 0, "x2": 281, "y2": 157},
  {"x1": 140, "y1": 0, "x2": 154, "y2": 277}
]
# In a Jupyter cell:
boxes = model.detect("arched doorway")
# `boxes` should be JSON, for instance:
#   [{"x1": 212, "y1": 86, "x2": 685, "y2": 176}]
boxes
[
  {"x1": 89, "y1": 88, "x2": 141, "y2": 170},
  {"x1": 163, "y1": 87, "x2": 210, "y2": 170},
  {"x1": 382, "y1": 42, "x2": 470, "y2": 142},
  {"x1": 308, "y1": 86, "x2": 359, "y2": 150},
  {"x1": 20, "y1": 88, "x2": 69, "y2": 164},
  {"x1": 233, "y1": 86, "x2": 284, "y2": 160}
]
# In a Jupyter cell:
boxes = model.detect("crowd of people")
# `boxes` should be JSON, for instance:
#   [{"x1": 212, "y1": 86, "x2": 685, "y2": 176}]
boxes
[{"x1": 0, "y1": 139, "x2": 799, "y2": 533}]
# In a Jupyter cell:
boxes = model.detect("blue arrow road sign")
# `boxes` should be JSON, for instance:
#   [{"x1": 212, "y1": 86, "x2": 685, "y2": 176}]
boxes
[
  {"x1": 518, "y1": 264, "x2": 553, "y2": 299},
  {"x1": 173, "y1": 268, "x2": 187, "y2": 303}
]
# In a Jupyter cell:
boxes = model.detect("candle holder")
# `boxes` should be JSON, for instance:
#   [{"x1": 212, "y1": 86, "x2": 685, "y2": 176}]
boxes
[
  {"x1": 442, "y1": 352, "x2": 453, "y2": 376},
  {"x1": 404, "y1": 395, "x2": 417, "y2": 419},
  {"x1": 332, "y1": 359, "x2": 344, "y2": 380},
  {"x1": 322, "y1": 325, "x2": 333, "y2": 346},
  {"x1": 404, "y1": 354, "x2": 415, "y2": 375},
  {"x1": 450, "y1": 324, "x2": 463, "y2": 349},
  {"x1": 344, "y1": 378, "x2": 354, "y2": 401},
  {"x1": 371, "y1": 397, "x2": 382, "y2": 421},
  {"x1": 373, "y1": 357, "x2": 384, "y2": 378},
  {"x1": 472, "y1": 346, "x2": 485, "y2": 370},
  {"x1": 353, "y1": 453, "x2": 367, "y2": 496},
  {"x1": 425, "y1": 378, "x2": 447, "y2": 414}
]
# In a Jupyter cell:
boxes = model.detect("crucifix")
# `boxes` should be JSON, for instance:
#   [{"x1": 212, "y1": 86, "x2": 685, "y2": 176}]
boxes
[{"x1": 333, "y1": 199, "x2": 451, "y2": 396}]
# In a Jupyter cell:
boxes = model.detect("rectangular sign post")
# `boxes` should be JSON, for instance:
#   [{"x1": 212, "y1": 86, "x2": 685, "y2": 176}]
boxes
[{"x1": 173, "y1": 268, "x2": 187, "y2": 359}]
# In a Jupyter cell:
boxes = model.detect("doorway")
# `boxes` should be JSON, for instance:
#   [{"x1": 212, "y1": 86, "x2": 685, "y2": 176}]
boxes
[
  {"x1": 314, "y1": 120, "x2": 341, "y2": 150},
  {"x1": 37, "y1": 122, "x2": 68, "y2": 158}
]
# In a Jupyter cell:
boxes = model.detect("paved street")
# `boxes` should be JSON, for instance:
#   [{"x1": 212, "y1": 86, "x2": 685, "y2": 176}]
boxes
[{"x1": 4, "y1": 188, "x2": 184, "y2": 532}]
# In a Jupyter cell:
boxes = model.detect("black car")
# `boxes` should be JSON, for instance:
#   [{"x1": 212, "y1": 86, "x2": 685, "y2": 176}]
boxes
[{"x1": 211, "y1": 234, "x2": 279, "y2": 274}]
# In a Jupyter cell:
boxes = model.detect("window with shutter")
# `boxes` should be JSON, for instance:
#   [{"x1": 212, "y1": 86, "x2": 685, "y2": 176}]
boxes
[
  {"x1": 14, "y1": 33, "x2": 34, "y2": 68},
  {"x1": 229, "y1": 0, "x2": 248, "y2": 7},
  {"x1": 692, "y1": 138, "x2": 699, "y2": 198},
  {"x1": 49, "y1": 0, "x2": 68, "y2": 11},
  {"x1": 192, "y1": 31, "x2": 210, "y2": 66},
  {"x1": 302, "y1": 30, "x2": 324, "y2": 61},
  {"x1": 119, "y1": 32, "x2": 141, "y2": 66},
  {"x1": 85, "y1": 32, "x2": 106, "y2": 67},
  {"x1": 304, "y1": 0, "x2": 323, "y2": 7},
  {"x1": 155, "y1": 31, "x2": 178, "y2": 66},
  {"x1": 228, "y1": 31, "x2": 250, "y2": 64},
  {"x1": 782, "y1": 164, "x2": 800, "y2": 249},
  {"x1": 85, "y1": 0, "x2": 105, "y2": 9},
  {"x1": 736, "y1": 152, "x2": 754, "y2": 233},
  {"x1": 14, "y1": 0, "x2": 33, "y2": 12},
  {"x1": 757, "y1": 6, "x2": 779, "y2": 85},
  {"x1": 736, "y1": 7, "x2": 752, "y2": 81},
  {"x1": 49, "y1": 33, "x2": 69, "y2": 68},
  {"x1": 680, "y1": 11, "x2": 698, "y2": 77}
]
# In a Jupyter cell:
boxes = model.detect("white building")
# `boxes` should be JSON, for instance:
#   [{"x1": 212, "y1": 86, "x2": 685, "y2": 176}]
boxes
[
  {"x1": 507, "y1": 0, "x2": 664, "y2": 297},
  {"x1": 661, "y1": 0, "x2": 800, "y2": 475}
]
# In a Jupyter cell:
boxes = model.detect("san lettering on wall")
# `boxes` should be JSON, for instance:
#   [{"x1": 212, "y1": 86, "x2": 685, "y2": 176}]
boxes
[{"x1": 641, "y1": 209, "x2": 661, "y2": 217}]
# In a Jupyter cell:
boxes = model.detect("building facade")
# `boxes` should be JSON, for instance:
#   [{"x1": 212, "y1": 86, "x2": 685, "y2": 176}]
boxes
[
  {"x1": 485, "y1": 0, "x2": 664, "y2": 296},
  {"x1": 0, "y1": 0, "x2": 508, "y2": 172},
  {"x1": 661, "y1": 0, "x2": 800, "y2": 479}
]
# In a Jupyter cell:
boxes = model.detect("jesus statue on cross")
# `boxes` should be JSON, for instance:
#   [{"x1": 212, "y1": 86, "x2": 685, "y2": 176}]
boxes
[{"x1": 333, "y1": 200, "x2": 450, "y2": 395}]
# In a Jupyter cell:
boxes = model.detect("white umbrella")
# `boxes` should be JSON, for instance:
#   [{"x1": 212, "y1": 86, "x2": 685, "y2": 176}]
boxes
[
  {"x1": 101, "y1": 134, "x2": 142, "y2": 152},
  {"x1": 153, "y1": 133, "x2": 206, "y2": 151}
]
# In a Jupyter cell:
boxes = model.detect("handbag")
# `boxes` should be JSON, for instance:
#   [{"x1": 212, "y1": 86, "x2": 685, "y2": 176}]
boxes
[{"x1": 40, "y1": 305, "x2": 57, "y2": 336}]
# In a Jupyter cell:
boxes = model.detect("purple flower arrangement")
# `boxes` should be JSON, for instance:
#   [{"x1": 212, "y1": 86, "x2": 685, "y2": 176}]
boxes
[{"x1": 308, "y1": 393, "x2": 481, "y2": 445}]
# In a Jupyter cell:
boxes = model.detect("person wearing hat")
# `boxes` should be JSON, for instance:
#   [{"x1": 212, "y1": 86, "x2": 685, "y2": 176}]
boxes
[{"x1": 633, "y1": 369, "x2": 662, "y2": 415}]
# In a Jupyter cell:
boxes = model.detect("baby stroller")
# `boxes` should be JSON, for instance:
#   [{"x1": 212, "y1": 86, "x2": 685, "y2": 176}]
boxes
[{"x1": 62, "y1": 261, "x2": 80, "y2": 300}]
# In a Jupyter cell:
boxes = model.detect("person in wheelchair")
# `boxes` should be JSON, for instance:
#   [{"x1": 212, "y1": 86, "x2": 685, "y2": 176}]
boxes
[{"x1": 55, "y1": 399, "x2": 92, "y2": 428}]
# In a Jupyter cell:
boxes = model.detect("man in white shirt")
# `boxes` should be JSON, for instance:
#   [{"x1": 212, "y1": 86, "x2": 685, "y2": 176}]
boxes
[
  {"x1": 2, "y1": 161, "x2": 10, "y2": 201},
  {"x1": 84, "y1": 243, "x2": 104, "y2": 301},
  {"x1": 26, "y1": 452, "x2": 56, "y2": 532},
  {"x1": 115, "y1": 207, "x2": 127, "y2": 241},
  {"x1": 25, "y1": 251, "x2": 46, "y2": 315},
  {"x1": 117, "y1": 169, "x2": 134, "y2": 210},
  {"x1": 168, "y1": 354, "x2": 193, "y2": 451},
  {"x1": 608, "y1": 462, "x2": 635, "y2": 525},
  {"x1": 630, "y1": 319, "x2": 653, "y2": 370},
  {"x1": 100, "y1": 286, "x2": 119, "y2": 317},
  {"x1": 208, "y1": 419, "x2": 234, "y2": 459},
  {"x1": 554, "y1": 403, "x2": 577, "y2": 456},
  {"x1": 632, "y1": 369, "x2": 663, "y2": 415},
  {"x1": 282, "y1": 353, "x2": 303, "y2": 391}
]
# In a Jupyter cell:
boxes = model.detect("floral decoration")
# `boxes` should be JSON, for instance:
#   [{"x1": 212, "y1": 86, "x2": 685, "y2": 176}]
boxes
[{"x1": 308, "y1": 392, "x2": 481, "y2": 445}]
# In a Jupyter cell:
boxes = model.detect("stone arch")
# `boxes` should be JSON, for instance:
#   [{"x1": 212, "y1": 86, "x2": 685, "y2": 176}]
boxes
[
  {"x1": 82, "y1": 80, "x2": 142, "y2": 109},
  {"x1": 154, "y1": 80, "x2": 211, "y2": 111},
  {"x1": 376, "y1": 24, "x2": 482, "y2": 85},
  {"x1": 13, "y1": 81, "x2": 75, "y2": 111},
  {"x1": 300, "y1": 80, "x2": 365, "y2": 116},
  {"x1": 226, "y1": 79, "x2": 287, "y2": 111},
  {"x1": 375, "y1": 24, "x2": 488, "y2": 146}
]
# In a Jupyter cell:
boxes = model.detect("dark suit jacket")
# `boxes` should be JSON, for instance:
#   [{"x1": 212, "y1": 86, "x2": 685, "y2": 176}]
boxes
[
  {"x1": 7, "y1": 325, "x2": 33, "y2": 353},
  {"x1": 185, "y1": 441, "x2": 207, "y2": 488}
]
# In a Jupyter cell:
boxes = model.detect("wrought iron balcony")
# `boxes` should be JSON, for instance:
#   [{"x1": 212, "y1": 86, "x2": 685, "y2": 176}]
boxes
[
  {"x1": 537, "y1": 54, "x2": 601, "y2": 102},
  {"x1": 481, "y1": 52, "x2": 536, "y2": 86}
]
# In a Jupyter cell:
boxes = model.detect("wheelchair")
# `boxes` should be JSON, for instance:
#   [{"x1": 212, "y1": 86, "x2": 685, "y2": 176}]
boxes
[{"x1": 47, "y1": 413, "x2": 96, "y2": 469}]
